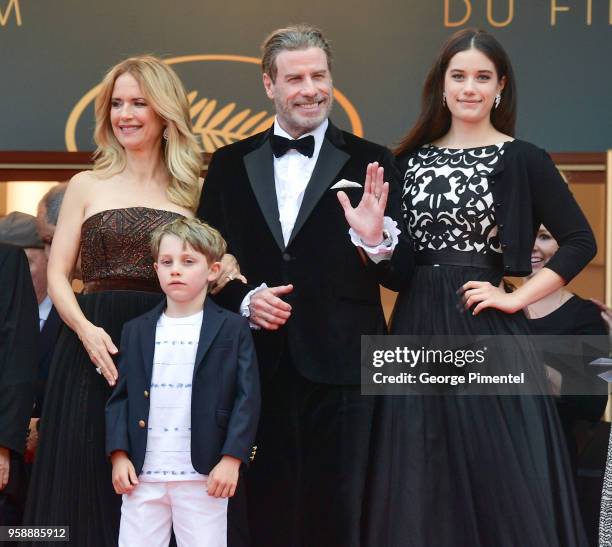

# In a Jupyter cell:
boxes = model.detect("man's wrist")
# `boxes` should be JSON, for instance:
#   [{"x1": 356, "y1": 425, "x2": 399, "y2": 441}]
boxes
[
  {"x1": 361, "y1": 229, "x2": 391, "y2": 248},
  {"x1": 240, "y1": 283, "x2": 268, "y2": 329}
]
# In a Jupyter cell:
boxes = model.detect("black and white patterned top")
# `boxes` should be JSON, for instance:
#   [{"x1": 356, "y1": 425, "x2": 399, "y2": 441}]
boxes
[{"x1": 401, "y1": 143, "x2": 506, "y2": 255}]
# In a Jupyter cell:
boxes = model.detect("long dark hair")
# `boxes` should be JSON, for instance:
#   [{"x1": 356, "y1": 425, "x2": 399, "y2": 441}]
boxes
[{"x1": 395, "y1": 29, "x2": 517, "y2": 157}]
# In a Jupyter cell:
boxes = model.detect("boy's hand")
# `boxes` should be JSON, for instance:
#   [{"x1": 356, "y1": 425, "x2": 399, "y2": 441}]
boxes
[
  {"x1": 207, "y1": 455, "x2": 241, "y2": 498},
  {"x1": 111, "y1": 450, "x2": 139, "y2": 495}
]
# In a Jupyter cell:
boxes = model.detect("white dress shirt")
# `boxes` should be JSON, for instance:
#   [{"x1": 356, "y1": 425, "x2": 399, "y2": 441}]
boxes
[
  {"x1": 273, "y1": 118, "x2": 328, "y2": 246},
  {"x1": 240, "y1": 117, "x2": 399, "y2": 323},
  {"x1": 39, "y1": 295, "x2": 52, "y2": 331}
]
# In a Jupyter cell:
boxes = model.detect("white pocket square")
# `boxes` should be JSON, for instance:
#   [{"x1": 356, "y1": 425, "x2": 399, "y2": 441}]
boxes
[{"x1": 330, "y1": 179, "x2": 363, "y2": 189}]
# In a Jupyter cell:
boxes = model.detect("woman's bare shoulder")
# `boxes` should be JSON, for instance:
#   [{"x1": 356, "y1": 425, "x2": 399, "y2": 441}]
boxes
[
  {"x1": 63, "y1": 170, "x2": 110, "y2": 216},
  {"x1": 67, "y1": 170, "x2": 104, "y2": 192}
]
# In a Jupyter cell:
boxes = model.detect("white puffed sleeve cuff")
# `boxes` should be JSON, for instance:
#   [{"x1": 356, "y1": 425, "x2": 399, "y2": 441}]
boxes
[
  {"x1": 239, "y1": 283, "x2": 268, "y2": 330},
  {"x1": 349, "y1": 217, "x2": 401, "y2": 264}
]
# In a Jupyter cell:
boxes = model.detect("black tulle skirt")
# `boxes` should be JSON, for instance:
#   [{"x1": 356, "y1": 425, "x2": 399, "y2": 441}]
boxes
[
  {"x1": 24, "y1": 290, "x2": 163, "y2": 547},
  {"x1": 364, "y1": 263, "x2": 587, "y2": 547}
]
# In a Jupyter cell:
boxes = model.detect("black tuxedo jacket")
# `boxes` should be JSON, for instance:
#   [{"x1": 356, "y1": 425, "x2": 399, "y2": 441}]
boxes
[
  {"x1": 105, "y1": 297, "x2": 260, "y2": 475},
  {"x1": 0, "y1": 244, "x2": 38, "y2": 456},
  {"x1": 199, "y1": 121, "x2": 412, "y2": 385}
]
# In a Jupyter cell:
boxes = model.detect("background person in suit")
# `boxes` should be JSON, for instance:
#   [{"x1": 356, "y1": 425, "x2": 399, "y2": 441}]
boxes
[
  {"x1": 0, "y1": 212, "x2": 55, "y2": 523},
  {"x1": 0, "y1": 212, "x2": 49, "y2": 314},
  {"x1": 37, "y1": 184, "x2": 67, "y2": 258},
  {"x1": 198, "y1": 24, "x2": 406, "y2": 547},
  {"x1": 0, "y1": 241, "x2": 38, "y2": 529},
  {"x1": 0, "y1": 209, "x2": 64, "y2": 465},
  {"x1": 106, "y1": 217, "x2": 260, "y2": 547},
  {"x1": 25, "y1": 187, "x2": 67, "y2": 458}
]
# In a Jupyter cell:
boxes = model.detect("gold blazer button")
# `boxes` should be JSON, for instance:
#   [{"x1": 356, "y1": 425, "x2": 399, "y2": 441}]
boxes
[
  {"x1": 138, "y1": 420, "x2": 146, "y2": 428},
  {"x1": 144, "y1": 390, "x2": 149, "y2": 398}
]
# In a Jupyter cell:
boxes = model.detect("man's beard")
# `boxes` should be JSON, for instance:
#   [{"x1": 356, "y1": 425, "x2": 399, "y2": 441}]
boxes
[{"x1": 275, "y1": 96, "x2": 333, "y2": 137}]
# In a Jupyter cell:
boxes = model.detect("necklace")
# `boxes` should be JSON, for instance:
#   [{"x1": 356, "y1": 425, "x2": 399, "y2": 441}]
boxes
[{"x1": 527, "y1": 290, "x2": 569, "y2": 320}]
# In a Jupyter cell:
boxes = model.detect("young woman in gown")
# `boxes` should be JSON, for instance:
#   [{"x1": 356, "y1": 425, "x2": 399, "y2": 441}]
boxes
[
  {"x1": 339, "y1": 29, "x2": 596, "y2": 546},
  {"x1": 24, "y1": 56, "x2": 240, "y2": 545}
]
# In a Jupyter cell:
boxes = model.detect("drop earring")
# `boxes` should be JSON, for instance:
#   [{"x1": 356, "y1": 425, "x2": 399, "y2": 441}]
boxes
[
  {"x1": 163, "y1": 127, "x2": 169, "y2": 140},
  {"x1": 494, "y1": 94, "x2": 501, "y2": 109},
  {"x1": 442, "y1": 92, "x2": 447, "y2": 107}
]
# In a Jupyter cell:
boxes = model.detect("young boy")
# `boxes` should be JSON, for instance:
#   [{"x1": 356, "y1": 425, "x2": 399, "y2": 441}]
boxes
[{"x1": 105, "y1": 217, "x2": 260, "y2": 547}]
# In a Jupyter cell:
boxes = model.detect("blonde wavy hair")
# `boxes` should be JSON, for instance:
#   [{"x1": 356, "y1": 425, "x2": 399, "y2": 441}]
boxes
[{"x1": 93, "y1": 55, "x2": 202, "y2": 211}]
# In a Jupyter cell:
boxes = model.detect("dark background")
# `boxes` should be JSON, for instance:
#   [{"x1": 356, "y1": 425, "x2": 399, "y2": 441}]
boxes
[{"x1": 0, "y1": 0, "x2": 610, "y2": 151}]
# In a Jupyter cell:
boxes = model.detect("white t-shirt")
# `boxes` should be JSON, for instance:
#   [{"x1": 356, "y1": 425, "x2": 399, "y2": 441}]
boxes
[{"x1": 140, "y1": 310, "x2": 205, "y2": 482}]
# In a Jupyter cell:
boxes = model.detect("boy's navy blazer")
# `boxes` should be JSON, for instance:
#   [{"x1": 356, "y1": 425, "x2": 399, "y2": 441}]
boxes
[{"x1": 105, "y1": 297, "x2": 260, "y2": 475}]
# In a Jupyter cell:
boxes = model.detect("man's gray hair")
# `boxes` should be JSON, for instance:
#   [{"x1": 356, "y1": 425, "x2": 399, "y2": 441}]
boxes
[
  {"x1": 261, "y1": 24, "x2": 332, "y2": 82},
  {"x1": 41, "y1": 183, "x2": 66, "y2": 226}
]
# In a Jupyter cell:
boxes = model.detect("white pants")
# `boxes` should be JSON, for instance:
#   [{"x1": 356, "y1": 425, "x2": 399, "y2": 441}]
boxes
[{"x1": 119, "y1": 480, "x2": 228, "y2": 547}]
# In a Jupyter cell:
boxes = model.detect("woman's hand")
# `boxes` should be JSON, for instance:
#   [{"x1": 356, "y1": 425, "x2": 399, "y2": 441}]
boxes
[
  {"x1": 459, "y1": 280, "x2": 523, "y2": 315},
  {"x1": 210, "y1": 253, "x2": 247, "y2": 295},
  {"x1": 77, "y1": 321, "x2": 118, "y2": 386},
  {"x1": 337, "y1": 162, "x2": 388, "y2": 246}
]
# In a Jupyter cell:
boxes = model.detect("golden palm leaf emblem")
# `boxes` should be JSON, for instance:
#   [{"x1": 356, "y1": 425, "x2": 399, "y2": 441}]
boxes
[{"x1": 188, "y1": 91, "x2": 275, "y2": 152}]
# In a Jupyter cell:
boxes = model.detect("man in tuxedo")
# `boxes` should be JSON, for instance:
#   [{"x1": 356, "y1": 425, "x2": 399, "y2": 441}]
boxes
[{"x1": 198, "y1": 25, "x2": 406, "y2": 547}]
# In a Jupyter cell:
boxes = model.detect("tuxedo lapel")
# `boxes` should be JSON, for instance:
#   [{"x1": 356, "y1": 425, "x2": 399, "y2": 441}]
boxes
[
  {"x1": 287, "y1": 123, "x2": 350, "y2": 247},
  {"x1": 193, "y1": 298, "x2": 225, "y2": 376},
  {"x1": 244, "y1": 131, "x2": 285, "y2": 252}
]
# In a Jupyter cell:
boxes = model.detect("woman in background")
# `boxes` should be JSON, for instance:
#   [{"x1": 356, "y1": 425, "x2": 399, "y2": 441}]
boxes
[{"x1": 527, "y1": 225, "x2": 607, "y2": 545}]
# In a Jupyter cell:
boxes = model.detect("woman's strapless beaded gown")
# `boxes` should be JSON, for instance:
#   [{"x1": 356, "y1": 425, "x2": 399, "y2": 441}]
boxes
[{"x1": 25, "y1": 207, "x2": 181, "y2": 546}]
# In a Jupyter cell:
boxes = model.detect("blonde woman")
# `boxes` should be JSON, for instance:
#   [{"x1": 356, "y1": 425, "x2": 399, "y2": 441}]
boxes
[{"x1": 24, "y1": 56, "x2": 240, "y2": 545}]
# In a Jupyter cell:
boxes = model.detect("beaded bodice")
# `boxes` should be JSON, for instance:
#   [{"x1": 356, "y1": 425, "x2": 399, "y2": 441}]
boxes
[
  {"x1": 80, "y1": 207, "x2": 183, "y2": 292},
  {"x1": 401, "y1": 144, "x2": 506, "y2": 255}
]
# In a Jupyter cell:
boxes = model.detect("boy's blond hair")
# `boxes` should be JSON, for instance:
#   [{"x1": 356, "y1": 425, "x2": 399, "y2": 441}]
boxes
[{"x1": 150, "y1": 217, "x2": 226, "y2": 264}]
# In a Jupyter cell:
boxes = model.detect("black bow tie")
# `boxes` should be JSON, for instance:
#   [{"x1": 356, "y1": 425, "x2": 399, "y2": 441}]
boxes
[{"x1": 270, "y1": 134, "x2": 315, "y2": 158}]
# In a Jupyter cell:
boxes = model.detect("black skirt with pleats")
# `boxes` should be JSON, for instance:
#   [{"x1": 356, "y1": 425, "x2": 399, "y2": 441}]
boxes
[
  {"x1": 364, "y1": 263, "x2": 587, "y2": 547},
  {"x1": 24, "y1": 290, "x2": 163, "y2": 547}
]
